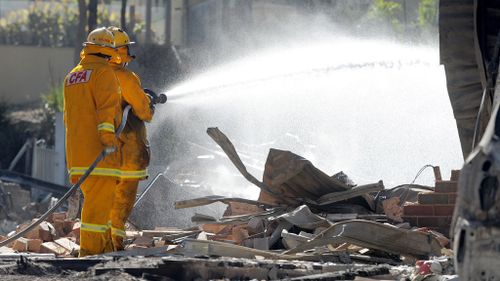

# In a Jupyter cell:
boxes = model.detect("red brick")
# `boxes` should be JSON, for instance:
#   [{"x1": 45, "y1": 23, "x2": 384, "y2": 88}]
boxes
[
  {"x1": 27, "y1": 239, "x2": 43, "y2": 253},
  {"x1": 52, "y1": 220, "x2": 65, "y2": 237},
  {"x1": 402, "y1": 216, "x2": 418, "y2": 226},
  {"x1": 403, "y1": 205, "x2": 434, "y2": 216},
  {"x1": 434, "y1": 205, "x2": 455, "y2": 216},
  {"x1": 63, "y1": 220, "x2": 75, "y2": 235},
  {"x1": 435, "y1": 181, "x2": 458, "y2": 193},
  {"x1": 418, "y1": 193, "x2": 455, "y2": 204},
  {"x1": 417, "y1": 216, "x2": 452, "y2": 228},
  {"x1": 71, "y1": 222, "x2": 80, "y2": 244},
  {"x1": 39, "y1": 222, "x2": 56, "y2": 242},
  {"x1": 12, "y1": 238, "x2": 28, "y2": 252},
  {"x1": 48, "y1": 212, "x2": 67, "y2": 223},
  {"x1": 449, "y1": 193, "x2": 457, "y2": 204},
  {"x1": 433, "y1": 166, "x2": 442, "y2": 181},
  {"x1": 450, "y1": 170, "x2": 460, "y2": 181}
]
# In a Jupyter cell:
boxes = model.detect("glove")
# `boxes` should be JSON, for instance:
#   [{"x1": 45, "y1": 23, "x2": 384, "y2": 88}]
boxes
[
  {"x1": 143, "y1": 88, "x2": 157, "y2": 106},
  {"x1": 100, "y1": 133, "x2": 121, "y2": 155}
]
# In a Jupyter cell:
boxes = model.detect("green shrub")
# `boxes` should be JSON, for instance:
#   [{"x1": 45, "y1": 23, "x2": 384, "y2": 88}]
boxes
[{"x1": 418, "y1": 0, "x2": 438, "y2": 29}]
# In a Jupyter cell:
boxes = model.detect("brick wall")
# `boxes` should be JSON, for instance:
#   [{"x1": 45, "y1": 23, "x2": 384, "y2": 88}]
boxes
[{"x1": 402, "y1": 169, "x2": 459, "y2": 237}]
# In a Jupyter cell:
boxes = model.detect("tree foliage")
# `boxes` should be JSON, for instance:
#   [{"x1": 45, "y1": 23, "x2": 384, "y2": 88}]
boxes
[
  {"x1": 418, "y1": 0, "x2": 438, "y2": 29},
  {"x1": 0, "y1": 0, "x2": 124, "y2": 47},
  {"x1": 366, "y1": 0, "x2": 403, "y2": 32}
]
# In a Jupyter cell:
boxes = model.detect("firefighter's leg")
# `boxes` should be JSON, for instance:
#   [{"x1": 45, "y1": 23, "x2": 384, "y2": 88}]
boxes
[
  {"x1": 110, "y1": 179, "x2": 139, "y2": 251},
  {"x1": 79, "y1": 177, "x2": 118, "y2": 257}
]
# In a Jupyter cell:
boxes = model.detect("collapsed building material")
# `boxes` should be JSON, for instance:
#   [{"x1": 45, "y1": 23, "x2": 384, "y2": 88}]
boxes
[
  {"x1": 284, "y1": 219, "x2": 442, "y2": 258},
  {"x1": 175, "y1": 195, "x2": 277, "y2": 210},
  {"x1": 0, "y1": 170, "x2": 67, "y2": 197},
  {"x1": 206, "y1": 127, "x2": 382, "y2": 211},
  {"x1": 189, "y1": 207, "x2": 285, "y2": 225},
  {"x1": 277, "y1": 205, "x2": 330, "y2": 230},
  {"x1": 27, "y1": 255, "x2": 389, "y2": 280},
  {"x1": 382, "y1": 197, "x2": 404, "y2": 222},
  {"x1": 179, "y1": 238, "x2": 350, "y2": 262},
  {"x1": 311, "y1": 181, "x2": 384, "y2": 208}
]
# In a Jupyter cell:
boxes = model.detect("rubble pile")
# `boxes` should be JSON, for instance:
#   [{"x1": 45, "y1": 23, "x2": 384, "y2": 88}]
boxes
[
  {"x1": 0, "y1": 211, "x2": 80, "y2": 256},
  {"x1": 0, "y1": 128, "x2": 460, "y2": 280},
  {"x1": 0, "y1": 180, "x2": 58, "y2": 236}
]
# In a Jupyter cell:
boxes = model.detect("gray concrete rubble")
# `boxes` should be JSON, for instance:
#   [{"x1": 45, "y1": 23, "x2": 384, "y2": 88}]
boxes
[{"x1": 0, "y1": 128, "x2": 460, "y2": 280}]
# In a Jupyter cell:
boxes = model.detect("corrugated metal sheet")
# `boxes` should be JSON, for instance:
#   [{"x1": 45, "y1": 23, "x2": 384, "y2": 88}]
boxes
[{"x1": 32, "y1": 146, "x2": 57, "y2": 183}]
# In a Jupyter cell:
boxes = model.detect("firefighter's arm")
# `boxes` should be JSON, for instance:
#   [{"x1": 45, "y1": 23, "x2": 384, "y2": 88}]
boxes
[
  {"x1": 94, "y1": 68, "x2": 121, "y2": 148},
  {"x1": 122, "y1": 71, "x2": 153, "y2": 122}
]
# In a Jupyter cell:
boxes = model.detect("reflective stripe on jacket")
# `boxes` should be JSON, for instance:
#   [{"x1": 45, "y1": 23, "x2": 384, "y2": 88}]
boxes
[
  {"x1": 112, "y1": 66, "x2": 153, "y2": 180},
  {"x1": 64, "y1": 51, "x2": 123, "y2": 183}
]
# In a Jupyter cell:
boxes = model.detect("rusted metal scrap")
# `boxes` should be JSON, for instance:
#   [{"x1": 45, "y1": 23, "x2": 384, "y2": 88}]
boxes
[{"x1": 206, "y1": 127, "x2": 381, "y2": 211}]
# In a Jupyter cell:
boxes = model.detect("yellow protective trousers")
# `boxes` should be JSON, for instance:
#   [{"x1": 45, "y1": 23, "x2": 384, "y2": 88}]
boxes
[
  {"x1": 110, "y1": 180, "x2": 139, "y2": 251},
  {"x1": 79, "y1": 177, "x2": 119, "y2": 257}
]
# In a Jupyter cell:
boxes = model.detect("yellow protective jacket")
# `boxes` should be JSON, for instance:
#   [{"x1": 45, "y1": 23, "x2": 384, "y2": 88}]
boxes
[
  {"x1": 112, "y1": 65, "x2": 153, "y2": 180},
  {"x1": 64, "y1": 51, "x2": 122, "y2": 183}
]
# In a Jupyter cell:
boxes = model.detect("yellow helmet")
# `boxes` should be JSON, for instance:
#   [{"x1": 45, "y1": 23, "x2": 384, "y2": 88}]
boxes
[
  {"x1": 107, "y1": 26, "x2": 134, "y2": 47},
  {"x1": 83, "y1": 27, "x2": 115, "y2": 48},
  {"x1": 107, "y1": 26, "x2": 135, "y2": 64}
]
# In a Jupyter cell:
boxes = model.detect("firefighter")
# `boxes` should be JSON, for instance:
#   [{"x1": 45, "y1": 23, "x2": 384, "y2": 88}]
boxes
[
  {"x1": 107, "y1": 26, "x2": 154, "y2": 251},
  {"x1": 63, "y1": 27, "x2": 122, "y2": 257}
]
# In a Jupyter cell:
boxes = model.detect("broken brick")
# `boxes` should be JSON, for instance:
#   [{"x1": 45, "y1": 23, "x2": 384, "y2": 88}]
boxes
[
  {"x1": 54, "y1": 238, "x2": 79, "y2": 253},
  {"x1": 432, "y1": 166, "x2": 442, "y2": 181},
  {"x1": 48, "y1": 212, "x2": 67, "y2": 223},
  {"x1": 52, "y1": 220, "x2": 66, "y2": 237},
  {"x1": 63, "y1": 220, "x2": 75, "y2": 235},
  {"x1": 17, "y1": 220, "x2": 39, "y2": 240},
  {"x1": 70, "y1": 222, "x2": 81, "y2": 244},
  {"x1": 39, "y1": 221, "x2": 57, "y2": 242},
  {"x1": 0, "y1": 246, "x2": 15, "y2": 254},
  {"x1": 382, "y1": 197, "x2": 403, "y2": 222},
  {"x1": 12, "y1": 238, "x2": 28, "y2": 252},
  {"x1": 434, "y1": 181, "x2": 458, "y2": 193},
  {"x1": 40, "y1": 241, "x2": 69, "y2": 256},
  {"x1": 27, "y1": 239, "x2": 43, "y2": 253},
  {"x1": 231, "y1": 225, "x2": 249, "y2": 244}
]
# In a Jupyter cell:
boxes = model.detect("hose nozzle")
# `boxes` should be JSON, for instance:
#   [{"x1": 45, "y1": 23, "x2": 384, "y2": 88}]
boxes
[{"x1": 144, "y1": 88, "x2": 167, "y2": 105}]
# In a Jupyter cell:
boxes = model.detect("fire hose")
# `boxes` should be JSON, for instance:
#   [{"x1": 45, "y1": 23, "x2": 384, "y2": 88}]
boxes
[{"x1": 0, "y1": 91, "x2": 167, "y2": 248}]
